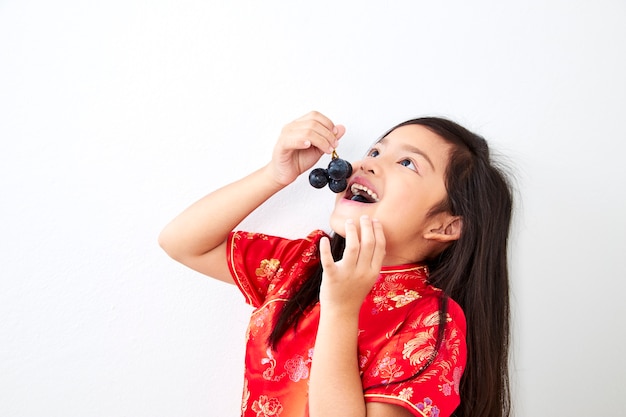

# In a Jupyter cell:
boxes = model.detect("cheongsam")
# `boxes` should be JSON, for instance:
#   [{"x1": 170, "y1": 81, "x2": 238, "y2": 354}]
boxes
[{"x1": 227, "y1": 230, "x2": 467, "y2": 417}]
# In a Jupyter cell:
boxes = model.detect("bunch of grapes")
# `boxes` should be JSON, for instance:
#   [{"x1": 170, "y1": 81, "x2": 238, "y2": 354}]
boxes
[{"x1": 308, "y1": 150, "x2": 353, "y2": 193}]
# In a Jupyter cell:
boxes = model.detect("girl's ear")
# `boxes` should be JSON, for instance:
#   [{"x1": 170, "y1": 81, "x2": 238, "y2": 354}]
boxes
[{"x1": 423, "y1": 216, "x2": 463, "y2": 243}]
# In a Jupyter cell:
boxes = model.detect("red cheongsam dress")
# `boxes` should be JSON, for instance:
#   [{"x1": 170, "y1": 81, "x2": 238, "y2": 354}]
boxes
[{"x1": 227, "y1": 230, "x2": 467, "y2": 417}]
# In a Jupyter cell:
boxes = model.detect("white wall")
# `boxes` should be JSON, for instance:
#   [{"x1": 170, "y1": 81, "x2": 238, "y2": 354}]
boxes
[{"x1": 1, "y1": 1, "x2": 625, "y2": 416}]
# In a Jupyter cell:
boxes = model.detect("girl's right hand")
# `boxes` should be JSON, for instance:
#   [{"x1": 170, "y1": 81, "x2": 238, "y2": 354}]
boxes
[
  {"x1": 269, "y1": 111, "x2": 346, "y2": 186},
  {"x1": 319, "y1": 215, "x2": 386, "y2": 314}
]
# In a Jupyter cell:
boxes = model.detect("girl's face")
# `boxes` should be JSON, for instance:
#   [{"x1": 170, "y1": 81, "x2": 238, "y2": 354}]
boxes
[{"x1": 329, "y1": 124, "x2": 459, "y2": 265}]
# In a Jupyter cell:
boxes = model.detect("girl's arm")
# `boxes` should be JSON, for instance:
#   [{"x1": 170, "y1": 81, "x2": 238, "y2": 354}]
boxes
[
  {"x1": 309, "y1": 216, "x2": 412, "y2": 417},
  {"x1": 158, "y1": 111, "x2": 345, "y2": 283}
]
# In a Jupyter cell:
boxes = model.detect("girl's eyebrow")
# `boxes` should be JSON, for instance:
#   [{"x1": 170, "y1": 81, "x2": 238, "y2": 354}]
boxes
[{"x1": 378, "y1": 137, "x2": 435, "y2": 171}]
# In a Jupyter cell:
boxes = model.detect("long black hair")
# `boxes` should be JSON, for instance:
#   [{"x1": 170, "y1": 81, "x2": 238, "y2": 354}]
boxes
[{"x1": 269, "y1": 117, "x2": 512, "y2": 417}]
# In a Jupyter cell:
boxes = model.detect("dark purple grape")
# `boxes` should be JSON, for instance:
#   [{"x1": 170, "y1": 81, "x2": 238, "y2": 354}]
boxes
[
  {"x1": 327, "y1": 158, "x2": 352, "y2": 181},
  {"x1": 308, "y1": 168, "x2": 329, "y2": 188},
  {"x1": 345, "y1": 161, "x2": 353, "y2": 178},
  {"x1": 328, "y1": 178, "x2": 348, "y2": 193}
]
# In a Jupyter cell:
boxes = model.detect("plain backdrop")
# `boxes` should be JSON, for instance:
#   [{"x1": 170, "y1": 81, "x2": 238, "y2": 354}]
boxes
[{"x1": 1, "y1": 0, "x2": 625, "y2": 416}]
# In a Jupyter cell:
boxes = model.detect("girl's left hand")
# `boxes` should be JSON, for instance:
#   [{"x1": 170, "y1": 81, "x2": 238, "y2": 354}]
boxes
[{"x1": 319, "y1": 216, "x2": 386, "y2": 314}]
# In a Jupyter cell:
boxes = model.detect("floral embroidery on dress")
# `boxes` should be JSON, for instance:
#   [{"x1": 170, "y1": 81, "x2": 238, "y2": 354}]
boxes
[
  {"x1": 390, "y1": 289, "x2": 421, "y2": 308},
  {"x1": 408, "y1": 311, "x2": 445, "y2": 330},
  {"x1": 284, "y1": 353, "x2": 312, "y2": 382},
  {"x1": 402, "y1": 327, "x2": 437, "y2": 366},
  {"x1": 452, "y1": 366, "x2": 462, "y2": 394},
  {"x1": 251, "y1": 395, "x2": 283, "y2": 417},
  {"x1": 359, "y1": 350, "x2": 371, "y2": 371},
  {"x1": 398, "y1": 387, "x2": 414, "y2": 401},
  {"x1": 370, "y1": 354, "x2": 405, "y2": 384},
  {"x1": 402, "y1": 314, "x2": 463, "y2": 387},
  {"x1": 262, "y1": 349, "x2": 314, "y2": 383},
  {"x1": 247, "y1": 304, "x2": 272, "y2": 341},
  {"x1": 301, "y1": 242, "x2": 318, "y2": 263},
  {"x1": 261, "y1": 348, "x2": 282, "y2": 381},
  {"x1": 242, "y1": 232, "x2": 268, "y2": 241},
  {"x1": 416, "y1": 397, "x2": 440, "y2": 417},
  {"x1": 255, "y1": 259, "x2": 282, "y2": 280},
  {"x1": 371, "y1": 273, "x2": 423, "y2": 312},
  {"x1": 252, "y1": 307, "x2": 270, "y2": 330},
  {"x1": 440, "y1": 366, "x2": 463, "y2": 396}
]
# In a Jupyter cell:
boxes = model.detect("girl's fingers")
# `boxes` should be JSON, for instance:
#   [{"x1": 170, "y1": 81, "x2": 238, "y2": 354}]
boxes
[
  {"x1": 292, "y1": 112, "x2": 342, "y2": 153},
  {"x1": 371, "y1": 218, "x2": 386, "y2": 269},
  {"x1": 357, "y1": 216, "x2": 385, "y2": 270},
  {"x1": 281, "y1": 125, "x2": 333, "y2": 155},
  {"x1": 296, "y1": 110, "x2": 335, "y2": 132},
  {"x1": 358, "y1": 215, "x2": 376, "y2": 263},
  {"x1": 319, "y1": 236, "x2": 335, "y2": 273},
  {"x1": 343, "y1": 216, "x2": 386, "y2": 269},
  {"x1": 320, "y1": 218, "x2": 385, "y2": 308},
  {"x1": 342, "y1": 219, "x2": 360, "y2": 265},
  {"x1": 304, "y1": 124, "x2": 338, "y2": 154},
  {"x1": 334, "y1": 124, "x2": 346, "y2": 140},
  {"x1": 271, "y1": 111, "x2": 346, "y2": 188}
]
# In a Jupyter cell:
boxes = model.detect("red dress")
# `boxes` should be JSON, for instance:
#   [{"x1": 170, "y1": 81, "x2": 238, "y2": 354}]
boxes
[{"x1": 227, "y1": 230, "x2": 467, "y2": 417}]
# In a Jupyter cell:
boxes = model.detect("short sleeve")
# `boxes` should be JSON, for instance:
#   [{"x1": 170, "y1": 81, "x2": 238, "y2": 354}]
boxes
[
  {"x1": 227, "y1": 230, "x2": 326, "y2": 308},
  {"x1": 363, "y1": 299, "x2": 467, "y2": 417}
]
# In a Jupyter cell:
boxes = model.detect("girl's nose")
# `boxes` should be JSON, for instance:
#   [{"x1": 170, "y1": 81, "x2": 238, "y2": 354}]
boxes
[{"x1": 358, "y1": 158, "x2": 377, "y2": 175}]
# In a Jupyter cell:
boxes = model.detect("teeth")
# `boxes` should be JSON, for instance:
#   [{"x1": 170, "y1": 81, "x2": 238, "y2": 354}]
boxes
[{"x1": 350, "y1": 183, "x2": 380, "y2": 202}]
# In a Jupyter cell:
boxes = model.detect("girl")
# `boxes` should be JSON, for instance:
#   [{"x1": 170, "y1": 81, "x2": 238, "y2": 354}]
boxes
[{"x1": 159, "y1": 111, "x2": 512, "y2": 417}]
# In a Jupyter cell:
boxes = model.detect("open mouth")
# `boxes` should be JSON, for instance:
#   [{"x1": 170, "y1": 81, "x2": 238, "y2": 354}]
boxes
[{"x1": 346, "y1": 183, "x2": 380, "y2": 204}]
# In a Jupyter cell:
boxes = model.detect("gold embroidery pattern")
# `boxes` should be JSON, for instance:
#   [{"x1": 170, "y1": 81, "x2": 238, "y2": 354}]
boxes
[
  {"x1": 402, "y1": 312, "x2": 462, "y2": 387},
  {"x1": 251, "y1": 395, "x2": 283, "y2": 417},
  {"x1": 370, "y1": 353, "x2": 405, "y2": 384},
  {"x1": 371, "y1": 273, "x2": 423, "y2": 312},
  {"x1": 255, "y1": 258, "x2": 282, "y2": 280}
]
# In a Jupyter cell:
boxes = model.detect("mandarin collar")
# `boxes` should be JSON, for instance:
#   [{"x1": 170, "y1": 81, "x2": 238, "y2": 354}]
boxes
[{"x1": 380, "y1": 263, "x2": 429, "y2": 275}]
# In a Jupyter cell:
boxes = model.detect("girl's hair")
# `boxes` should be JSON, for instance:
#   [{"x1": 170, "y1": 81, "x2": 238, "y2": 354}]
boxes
[{"x1": 269, "y1": 117, "x2": 512, "y2": 417}]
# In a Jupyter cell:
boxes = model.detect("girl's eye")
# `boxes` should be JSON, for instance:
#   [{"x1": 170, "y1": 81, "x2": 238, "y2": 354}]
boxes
[
  {"x1": 399, "y1": 159, "x2": 417, "y2": 171},
  {"x1": 368, "y1": 149, "x2": 380, "y2": 158}
]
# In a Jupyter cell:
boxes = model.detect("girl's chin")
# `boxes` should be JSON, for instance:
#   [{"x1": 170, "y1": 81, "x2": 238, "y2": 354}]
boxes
[
  {"x1": 330, "y1": 202, "x2": 372, "y2": 225},
  {"x1": 329, "y1": 209, "x2": 368, "y2": 237},
  {"x1": 328, "y1": 216, "x2": 346, "y2": 238}
]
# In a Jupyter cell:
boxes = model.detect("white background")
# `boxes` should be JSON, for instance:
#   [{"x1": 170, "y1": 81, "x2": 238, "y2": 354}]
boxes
[{"x1": 1, "y1": 1, "x2": 625, "y2": 416}]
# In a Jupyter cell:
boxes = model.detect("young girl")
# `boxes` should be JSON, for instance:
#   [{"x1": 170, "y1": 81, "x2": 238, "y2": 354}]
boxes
[{"x1": 159, "y1": 111, "x2": 512, "y2": 417}]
